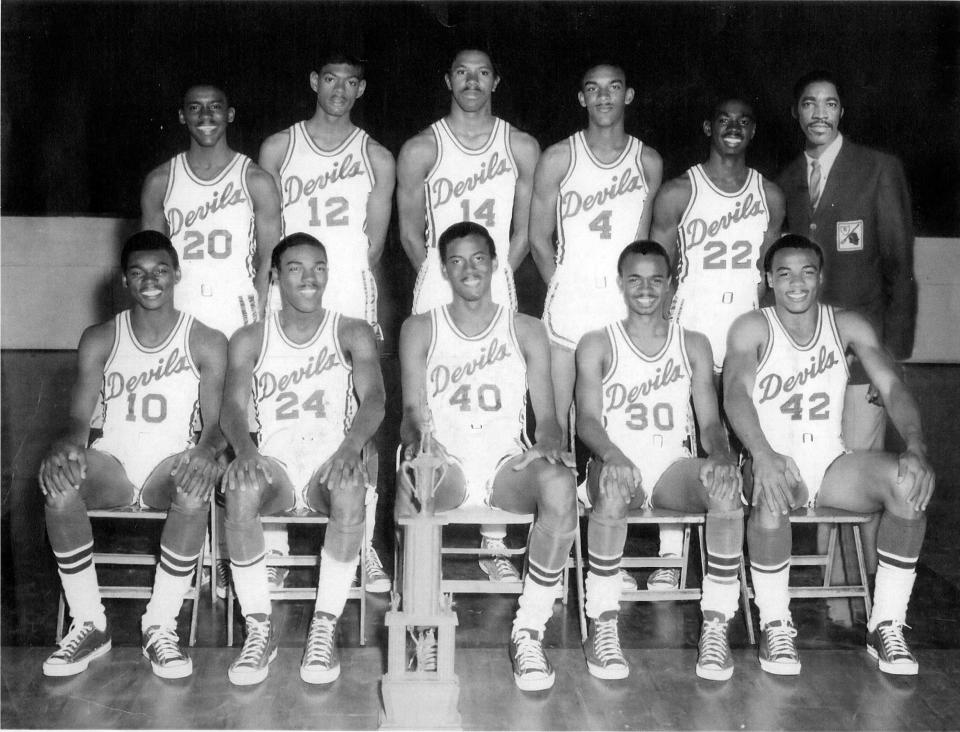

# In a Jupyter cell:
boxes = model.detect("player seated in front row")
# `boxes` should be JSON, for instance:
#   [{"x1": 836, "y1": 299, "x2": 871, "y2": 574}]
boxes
[
  {"x1": 398, "y1": 221, "x2": 578, "y2": 692},
  {"x1": 576, "y1": 240, "x2": 745, "y2": 682},
  {"x1": 724, "y1": 234, "x2": 935, "y2": 676},
  {"x1": 219, "y1": 232, "x2": 385, "y2": 687},
  {"x1": 40, "y1": 231, "x2": 228, "y2": 679}
]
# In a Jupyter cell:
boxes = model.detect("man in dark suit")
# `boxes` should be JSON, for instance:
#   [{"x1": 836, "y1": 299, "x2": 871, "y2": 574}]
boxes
[{"x1": 777, "y1": 70, "x2": 917, "y2": 577}]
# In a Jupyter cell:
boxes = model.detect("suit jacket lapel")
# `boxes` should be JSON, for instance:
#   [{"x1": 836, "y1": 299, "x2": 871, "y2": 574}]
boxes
[{"x1": 817, "y1": 140, "x2": 854, "y2": 214}]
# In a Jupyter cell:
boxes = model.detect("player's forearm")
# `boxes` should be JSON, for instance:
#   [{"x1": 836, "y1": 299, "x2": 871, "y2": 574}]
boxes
[
  {"x1": 529, "y1": 237, "x2": 556, "y2": 282},
  {"x1": 576, "y1": 416, "x2": 618, "y2": 462},
  {"x1": 507, "y1": 233, "x2": 529, "y2": 271},
  {"x1": 253, "y1": 268, "x2": 270, "y2": 318},
  {"x1": 885, "y1": 381, "x2": 926, "y2": 453},
  {"x1": 700, "y1": 422, "x2": 735, "y2": 462},
  {"x1": 398, "y1": 228, "x2": 427, "y2": 270},
  {"x1": 196, "y1": 423, "x2": 227, "y2": 456},
  {"x1": 724, "y1": 390, "x2": 775, "y2": 458},
  {"x1": 220, "y1": 401, "x2": 257, "y2": 456},
  {"x1": 342, "y1": 399, "x2": 385, "y2": 456}
]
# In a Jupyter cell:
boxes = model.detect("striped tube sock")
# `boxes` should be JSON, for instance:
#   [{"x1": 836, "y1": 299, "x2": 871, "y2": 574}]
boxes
[
  {"x1": 869, "y1": 513, "x2": 925, "y2": 630},
  {"x1": 750, "y1": 558, "x2": 791, "y2": 628},
  {"x1": 313, "y1": 547, "x2": 360, "y2": 619},
  {"x1": 53, "y1": 540, "x2": 107, "y2": 629},
  {"x1": 513, "y1": 559, "x2": 564, "y2": 636},
  {"x1": 141, "y1": 545, "x2": 200, "y2": 631},
  {"x1": 585, "y1": 549, "x2": 622, "y2": 618},
  {"x1": 231, "y1": 552, "x2": 271, "y2": 618},
  {"x1": 701, "y1": 551, "x2": 741, "y2": 619}
]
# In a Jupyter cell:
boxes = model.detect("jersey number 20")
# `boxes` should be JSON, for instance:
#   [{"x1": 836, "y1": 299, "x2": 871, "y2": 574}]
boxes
[{"x1": 183, "y1": 229, "x2": 232, "y2": 260}]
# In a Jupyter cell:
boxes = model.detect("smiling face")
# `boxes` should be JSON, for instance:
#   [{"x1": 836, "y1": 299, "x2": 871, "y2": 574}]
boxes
[
  {"x1": 274, "y1": 243, "x2": 328, "y2": 313},
  {"x1": 441, "y1": 233, "x2": 497, "y2": 303},
  {"x1": 445, "y1": 49, "x2": 499, "y2": 114},
  {"x1": 618, "y1": 252, "x2": 671, "y2": 317},
  {"x1": 311, "y1": 62, "x2": 366, "y2": 118},
  {"x1": 767, "y1": 247, "x2": 823, "y2": 315},
  {"x1": 179, "y1": 85, "x2": 234, "y2": 147},
  {"x1": 579, "y1": 64, "x2": 634, "y2": 128},
  {"x1": 123, "y1": 249, "x2": 180, "y2": 310},
  {"x1": 705, "y1": 98, "x2": 756, "y2": 156},
  {"x1": 794, "y1": 80, "x2": 843, "y2": 153}
]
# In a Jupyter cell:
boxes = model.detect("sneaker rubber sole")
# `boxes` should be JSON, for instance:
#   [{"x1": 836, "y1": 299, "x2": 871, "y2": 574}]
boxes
[
  {"x1": 300, "y1": 660, "x2": 341, "y2": 685},
  {"x1": 143, "y1": 649, "x2": 192, "y2": 679},
  {"x1": 866, "y1": 643, "x2": 918, "y2": 675},
  {"x1": 759, "y1": 655, "x2": 801, "y2": 675},
  {"x1": 695, "y1": 661, "x2": 733, "y2": 681},
  {"x1": 42, "y1": 639, "x2": 112, "y2": 677},
  {"x1": 364, "y1": 575, "x2": 391, "y2": 593},
  {"x1": 586, "y1": 658, "x2": 629, "y2": 680},
  {"x1": 513, "y1": 668, "x2": 556, "y2": 692},
  {"x1": 228, "y1": 647, "x2": 278, "y2": 686}
]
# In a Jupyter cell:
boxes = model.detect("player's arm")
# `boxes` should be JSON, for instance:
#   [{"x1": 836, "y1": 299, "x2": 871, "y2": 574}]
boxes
[
  {"x1": 396, "y1": 131, "x2": 437, "y2": 270},
  {"x1": 685, "y1": 329, "x2": 740, "y2": 500},
  {"x1": 723, "y1": 312, "x2": 801, "y2": 514},
  {"x1": 636, "y1": 145, "x2": 664, "y2": 239},
  {"x1": 220, "y1": 324, "x2": 272, "y2": 492},
  {"x1": 364, "y1": 139, "x2": 396, "y2": 269},
  {"x1": 169, "y1": 322, "x2": 228, "y2": 501},
  {"x1": 316, "y1": 318, "x2": 386, "y2": 491},
  {"x1": 876, "y1": 155, "x2": 917, "y2": 361},
  {"x1": 649, "y1": 176, "x2": 691, "y2": 271},
  {"x1": 757, "y1": 179, "x2": 786, "y2": 300},
  {"x1": 513, "y1": 314, "x2": 572, "y2": 468},
  {"x1": 398, "y1": 313, "x2": 444, "y2": 458},
  {"x1": 258, "y1": 129, "x2": 291, "y2": 195},
  {"x1": 575, "y1": 329, "x2": 642, "y2": 503},
  {"x1": 140, "y1": 162, "x2": 172, "y2": 233},
  {"x1": 247, "y1": 164, "x2": 283, "y2": 318},
  {"x1": 506, "y1": 129, "x2": 541, "y2": 270},
  {"x1": 528, "y1": 142, "x2": 569, "y2": 283},
  {"x1": 38, "y1": 322, "x2": 114, "y2": 497},
  {"x1": 839, "y1": 310, "x2": 933, "y2": 511}
]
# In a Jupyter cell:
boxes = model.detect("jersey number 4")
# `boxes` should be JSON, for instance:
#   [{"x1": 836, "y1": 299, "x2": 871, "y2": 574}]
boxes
[
  {"x1": 703, "y1": 240, "x2": 752, "y2": 269},
  {"x1": 183, "y1": 229, "x2": 232, "y2": 260},
  {"x1": 276, "y1": 389, "x2": 327, "y2": 420},
  {"x1": 588, "y1": 210, "x2": 613, "y2": 240},
  {"x1": 779, "y1": 392, "x2": 830, "y2": 420}
]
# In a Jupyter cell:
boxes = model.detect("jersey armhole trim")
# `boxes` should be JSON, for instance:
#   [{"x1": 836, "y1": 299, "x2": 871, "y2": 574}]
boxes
[
  {"x1": 558, "y1": 135, "x2": 577, "y2": 191},
  {"x1": 331, "y1": 312, "x2": 353, "y2": 373},
  {"x1": 425, "y1": 124, "x2": 444, "y2": 182},
  {"x1": 601, "y1": 324, "x2": 618, "y2": 383},
  {"x1": 825, "y1": 305, "x2": 851, "y2": 380},
  {"x1": 677, "y1": 325, "x2": 694, "y2": 379},
  {"x1": 503, "y1": 123, "x2": 520, "y2": 183},
  {"x1": 277, "y1": 124, "x2": 298, "y2": 177},
  {"x1": 102, "y1": 313, "x2": 124, "y2": 374},
  {"x1": 426, "y1": 310, "x2": 439, "y2": 370},
  {"x1": 183, "y1": 316, "x2": 201, "y2": 380},
  {"x1": 161, "y1": 155, "x2": 178, "y2": 210},
  {"x1": 252, "y1": 315, "x2": 272, "y2": 374},
  {"x1": 361, "y1": 132, "x2": 376, "y2": 190},
  {"x1": 756, "y1": 310, "x2": 775, "y2": 374}
]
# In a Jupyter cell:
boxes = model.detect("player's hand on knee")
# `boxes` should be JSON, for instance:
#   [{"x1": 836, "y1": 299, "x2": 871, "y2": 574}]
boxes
[
  {"x1": 702, "y1": 456, "x2": 742, "y2": 501},
  {"x1": 752, "y1": 449, "x2": 797, "y2": 515},
  {"x1": 39, "y1": 440, "x2": 87, "y2": 497},
  {"x1": 599, "y1": 453, "x2": 642, "y2": 506},
  {"x1": 172, "y1": 446, "x2": 220, "y2": 501},
  {"x1": 225, "y1": 451, "x2": 272, "y2": 493},
  {"x1": 898, "y1": 447, "x2": 935, "y2": 512},
  {"x1": 317, "y1": 443, "x2": 366, "y2": 493}
]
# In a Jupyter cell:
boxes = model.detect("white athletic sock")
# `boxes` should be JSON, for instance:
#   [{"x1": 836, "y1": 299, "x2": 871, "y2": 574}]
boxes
[
  {"x1": 700, "y1": 575, "x2": 740, "y2": 620},
  {"x1": 365, "y1": 489, "x2": 379, "y2": 548},
  {"x1": 263, "y1": 524, "x2": 290, "y2": 555},
  {"x1": 512, "y1": 579, "x2": 558, "y2": 636},
  {"x1": 59, "y1": 565, "x2": 107, "y2": 630},
  {"x1": 751, "y1": 563, "x2": 791, "y2": 628},
  {"x1": 231, "y1": 555, "x2": 271, "y2": 618},
  {"x1": 313, "y1": 548, "x2": 360, "y2": 618},
  {"x1": 659, "y1": 525, "x2": 684, "y2": 558},
  {"x1": 141, "y1": 565, "x2": 193, "y2": 632},
  {"x1": 480, "y1": 525, "x2": 507, "y2": 540},
  {"x1": 868, "y1": 566, "x2": 917, "y2": 631},
  {"x1": 585, "y1": 570, "x2": 621, "y2": 619}
]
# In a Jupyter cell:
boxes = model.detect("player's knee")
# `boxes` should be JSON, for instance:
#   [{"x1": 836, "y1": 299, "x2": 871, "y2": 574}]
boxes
[
  {"x1": 590, "y1": 491, "x2": 629, "y2": 521},
  {"x1": 536, "y1": 466, "x2": 577, "y2": 530},
  {"x1": 749, "y1": 506, "x2": 786, "y2": 531},
  {"x1": 328, "y1": 487, "x2": 365, "y2": 526},
  {"x1": 43, "y1": 487, "x2": 86, "y2": 513},
  {"x1": 707, "y1": 494, "x2": 743, "y2": 516},
  {"x1": 170, "y1": 490, "x2": 209, "y2": 514}
]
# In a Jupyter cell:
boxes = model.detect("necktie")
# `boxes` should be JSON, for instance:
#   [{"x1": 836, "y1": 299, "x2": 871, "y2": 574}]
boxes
[{"x1": 809, "y1": 159, "x2": 822, "y2": 214}]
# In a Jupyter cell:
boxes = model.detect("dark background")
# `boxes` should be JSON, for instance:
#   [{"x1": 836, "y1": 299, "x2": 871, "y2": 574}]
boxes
[{"x1": 2, "y1": 1, "x2": 958, "y2": 325}]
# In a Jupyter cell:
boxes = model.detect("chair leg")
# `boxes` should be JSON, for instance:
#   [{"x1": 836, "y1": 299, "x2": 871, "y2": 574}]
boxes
[
  {"x1": 189, "y1": 537, "x2": 204, "y2": 647},
  {"x1": 56, "y1": 593, "x2": 66, "y2": 643},
  {"x1": 824, "y1": 524, "x2": 840, "y2": 587},
  {"x1": 739, "y1": 557, "x2": 756, "y2": 645},
  {"x1": 852, "y1": 524, "x2": 873, "y2": 619},
  {"x1": 359, "y1": 522, "x2": 367, "y2": 647},
  {"x1": 574, "y1": 524, "x2": 587, "y2": 644},
  {"x1": 227, "y1": 582, "x2": 235, "y2": 647},
  {"x1": 209, "y1": 506, "x2": 219, "y2": 608},
  {"x1": 678, "y1": 525, "x2": 693, "y2": 590}
]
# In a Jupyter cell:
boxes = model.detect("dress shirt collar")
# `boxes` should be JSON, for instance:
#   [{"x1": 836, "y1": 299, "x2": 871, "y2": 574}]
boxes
[{"x1": 804, "y1": 133, "x2": 844, "y2": 183}]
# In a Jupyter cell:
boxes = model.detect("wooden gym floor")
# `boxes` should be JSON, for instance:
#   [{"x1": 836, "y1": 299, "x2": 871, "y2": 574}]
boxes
[{"x1": 3, "y1": 352, "x2": 960, "y2": 730}]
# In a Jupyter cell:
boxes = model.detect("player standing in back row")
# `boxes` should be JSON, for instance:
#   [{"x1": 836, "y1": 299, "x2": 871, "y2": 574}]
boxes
[
  {"x1": 259, "y1": 53, "x2": 395, "y2": 592},
  {"x1": 397, "y1": 47, "x2": 540, "y2": 580},
  {"x1": 141, "y1": 83, "x2": 282, "y2": 337},
  {"x1": 529, "y1": 61, "x2": 663, "y2": 446}
]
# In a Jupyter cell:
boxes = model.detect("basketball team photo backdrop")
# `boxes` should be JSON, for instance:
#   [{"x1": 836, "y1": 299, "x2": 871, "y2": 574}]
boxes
[{"x1": 2, "y1": 1, "x2": 959, "y2": 729}]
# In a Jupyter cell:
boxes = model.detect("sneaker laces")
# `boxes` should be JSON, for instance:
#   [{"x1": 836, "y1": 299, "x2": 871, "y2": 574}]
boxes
[
  {"x1": 237, "y1": 620, "x2": 270, "y2": 666},
  {"x1": 366, "y1": 546, "x2": 388, "y2": 578},
  {"x1": 513, "y1": 631, "x2": 549, "y2": 674},
  {"x1": 877, "y1": 621, "x2": 913, "y2": 658},
  {"x1": 482, "y1": 538, "x2": 519, "y2": 579},
  {"x1": 408, "y1": 628, "x2": 437, "y2": 672},
  {"x1": 145, "y1": 627, "x2": 183, "y2": 664},
  {"x1": 216, "y1": 560, "x2": 230, "y2": 587},
  {"x1": 592, "y1": 618, "x2": 625, "y2": 664},
  {"x1": 699, "y1": 618, "x2": 729, "y2": 667},
  {"x1": 766, "y1": 622, "x2": 798, "y2": 659},
  {"x1": 303, "y1": 615, "x2": 336, "y2": 667},
  {"x1": 55, "y1": 621, "x2": 93, "y2": 655}
]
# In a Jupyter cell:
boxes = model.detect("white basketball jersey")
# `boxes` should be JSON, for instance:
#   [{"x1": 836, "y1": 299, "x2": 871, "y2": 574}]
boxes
[
  {"x1": 754, "y1": 305, "x2": 848, "y2": 457},
  {"x1": 253, "y1": 310, "x2": 356, "y2": 454},
  {"x1": 555, "y1": 132, "x2": 649, "y2": 286},
  {"x1": 413, "y1": 118, "x2": 518, "y2": 314},
  {"x1": 426, "y1": 305, "x2": 529, "y2": 465},
  {"x1": 601, "y1": 320, "x2": 694, "y2": 470},
  {"x1": 279, "y1": 124, "x2": 375, "y2": 278},
  {"x1": 675, "y1": 165, "x2": 769, "y2": 307},
  {"x1": 94, "y1": 311, "x2": 198, "y2": 460},
  {"x1": 163, "y1": 152, "x2": 258, "y2": 336}
]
